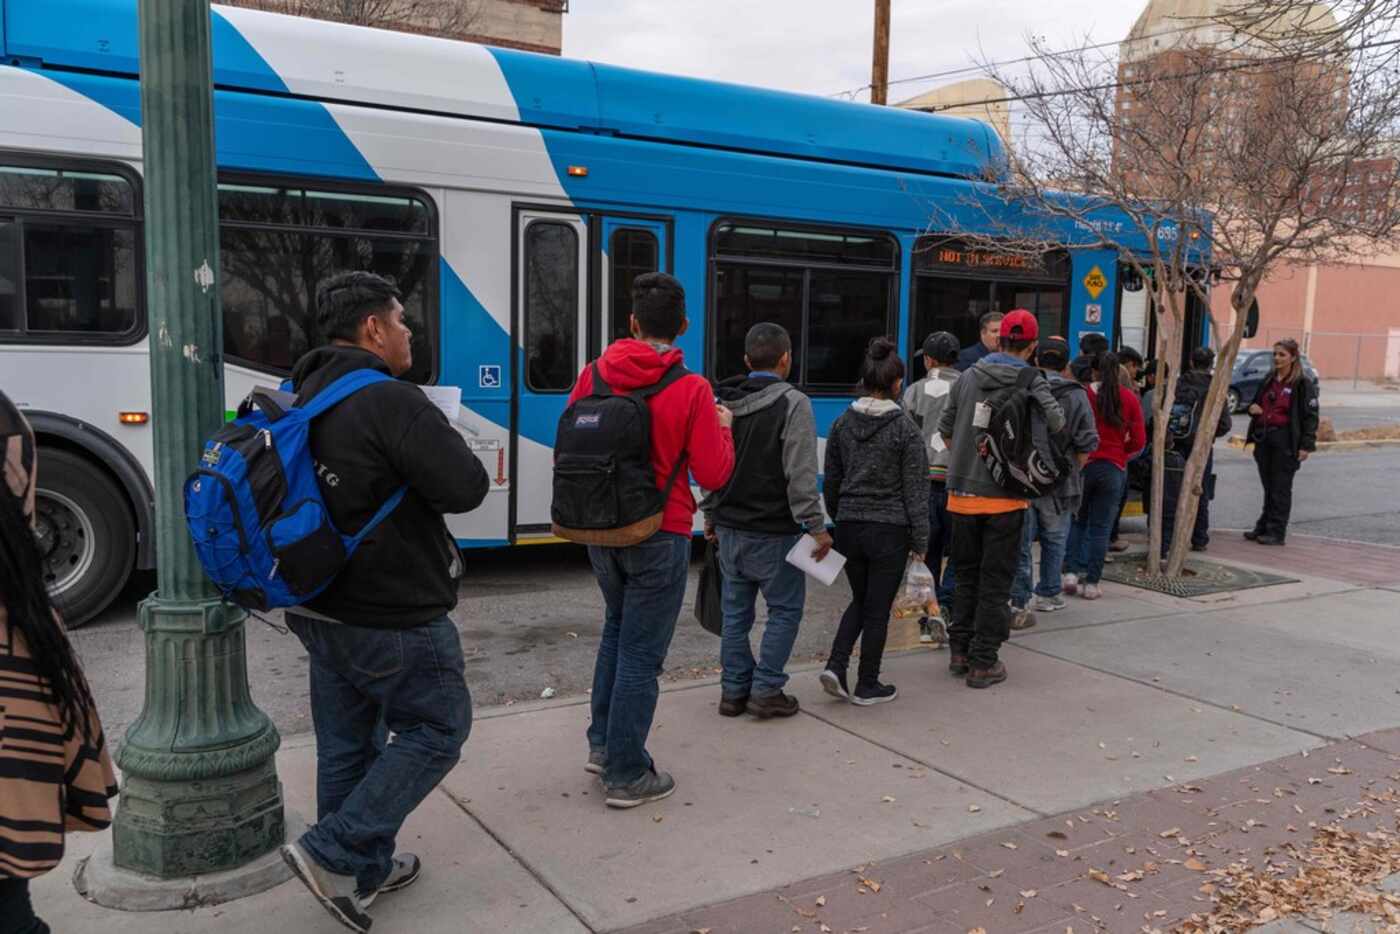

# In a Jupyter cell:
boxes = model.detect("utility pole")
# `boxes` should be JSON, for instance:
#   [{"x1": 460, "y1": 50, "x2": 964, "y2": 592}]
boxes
[
  {"x1": 871, "y1": 0, "x2": 891, "y2": 105},
  {"x1": 79, "y1": 0, "x2": 286, "y2": 902}
]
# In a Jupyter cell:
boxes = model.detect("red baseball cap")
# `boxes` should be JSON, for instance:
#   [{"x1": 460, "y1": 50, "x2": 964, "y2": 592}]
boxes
[{"x1": 1000, "y1": 309, "x2": 1039, "y2": 341}]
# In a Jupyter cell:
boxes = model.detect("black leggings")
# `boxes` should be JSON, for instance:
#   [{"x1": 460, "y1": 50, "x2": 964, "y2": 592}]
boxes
[
  {"x1": 1253, "y1": 429, "x2": 1300, "y2": 540},
  {"x1": 826, "y1": 520, "x2": 908, "y2": 687},
  {"x1": 0, "y1": 877, "x2": 49, "y2": 934}
]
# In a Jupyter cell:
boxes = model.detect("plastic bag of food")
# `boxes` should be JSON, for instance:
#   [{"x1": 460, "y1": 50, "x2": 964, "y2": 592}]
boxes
[{"x1": 891, "y1": 557, "x2": 938, "y2": 620}]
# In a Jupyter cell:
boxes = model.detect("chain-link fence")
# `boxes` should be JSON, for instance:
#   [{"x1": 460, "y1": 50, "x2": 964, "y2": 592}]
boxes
[{"x1": 1243, "y1": 327, "x2": 1400, "y2": 387}]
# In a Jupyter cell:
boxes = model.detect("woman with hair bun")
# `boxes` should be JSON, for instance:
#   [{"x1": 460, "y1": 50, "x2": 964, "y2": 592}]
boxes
[
  {"x1": 1245, "y1": 339, "x2": 1319, "y2": 545},
  {"x1": 819, "y1": 337, "x2": 929, "y2": 706}
]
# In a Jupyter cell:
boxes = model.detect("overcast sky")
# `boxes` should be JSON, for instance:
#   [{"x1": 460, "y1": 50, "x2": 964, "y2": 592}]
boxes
[{"x1": 564, "y1": 1, "x2": 1146, "y2": 102}]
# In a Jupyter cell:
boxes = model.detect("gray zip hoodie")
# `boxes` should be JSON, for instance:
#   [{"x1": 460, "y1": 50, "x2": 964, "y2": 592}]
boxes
[
  {"x1": 1041, "y1": 371, "x2": 1100, "y2": 514},
  {"x1": 902, "y1": 367, "x2": 960, "y2": 479},
  {"x1": 937, "y1": 354, "x2": 1067, "y2": 500}
]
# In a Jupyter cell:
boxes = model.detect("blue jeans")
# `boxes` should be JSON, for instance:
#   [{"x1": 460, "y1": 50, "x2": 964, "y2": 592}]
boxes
[
  {"x1": 586, "y1": 532, "x2": 690, "y2": 788},
  {"x1": 924, "y1": 481, "x2": 956, "y2": 606},
  {"x1": 1066, "y1": 461, "x2": 1128, "y2": 584},
  {"x1": 287, "y1": 614, "x2": 472, "y2": 891},
  {"x1": 717, "y1": 528, "x2": 806, "y2": 700},
  {"x1": 1011, "y1": 501, "x2": 1071, "y2": 607}
]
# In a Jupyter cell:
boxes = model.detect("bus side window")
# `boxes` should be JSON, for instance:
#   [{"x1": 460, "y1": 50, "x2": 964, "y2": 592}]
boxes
[
  {"x1": 0, "y1": 163, "x2": 141, "y2": 343},
  {"x1": 524, "y1": 221, "x2": 580, "y2": 392}
]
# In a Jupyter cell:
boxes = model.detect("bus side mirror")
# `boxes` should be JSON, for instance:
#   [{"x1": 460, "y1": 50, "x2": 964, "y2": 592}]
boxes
[{"x1": 1243, "y1": 299, "x2": 1260, "y2": 339}]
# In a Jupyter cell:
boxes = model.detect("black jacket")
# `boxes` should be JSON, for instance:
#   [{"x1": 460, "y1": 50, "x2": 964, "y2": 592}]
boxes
[
  {"x1": 290, "y1": 346, "x2": 489, "y2": 628},
  {"x1": 824, "y1": 400, "x2": 929, "y2": 553},
  {"x1": 1249, "y1": 374, "x2": 1320, "y2": 454},
  {"x1": 700, "y1": 375, "x2": 824, "y2": 536},
  {"x1": 954, "y1": 341, "x2": 993, "y2": 373},
  {"x1": 1172, "y1": 370, "x2": 1233, "y2": 453}
]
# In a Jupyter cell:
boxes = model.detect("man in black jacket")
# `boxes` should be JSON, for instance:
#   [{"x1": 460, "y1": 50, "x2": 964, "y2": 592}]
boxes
[
  {"x1": 280, "y1": 272, "x2": 489, "y2": 934},
  {"x1": 1160, "y1": 347, "x2": 1233, "y2": 554},
  {"x1": 701, "y1": 323, "x2": 830, "y2": 720}
]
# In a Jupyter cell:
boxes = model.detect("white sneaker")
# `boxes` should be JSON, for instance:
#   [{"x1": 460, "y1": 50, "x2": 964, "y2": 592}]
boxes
[
  {"x1": 1061, "y1": 573, "x2": 1079, "y2": 596},
  {"x1": 1030, "y1": 594, "x2": 1067, "y2": 613},
  {"x1": 1081, "y1": 583, "x2": 1103, "y2": 600}
]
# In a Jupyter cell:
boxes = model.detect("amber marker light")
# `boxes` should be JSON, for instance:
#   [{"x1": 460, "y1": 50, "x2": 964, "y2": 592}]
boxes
[
  {"x1": 566, "y1": 165, "x2": 589, "y2": 177},
  {"x1": 118, "y1": 411, "x2": 150, "y2": 425}
]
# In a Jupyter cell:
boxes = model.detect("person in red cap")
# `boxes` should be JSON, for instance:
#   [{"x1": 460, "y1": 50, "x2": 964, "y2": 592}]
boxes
[{"x1": 936, "y1": 309, "x2": 1065, "y2": 688}]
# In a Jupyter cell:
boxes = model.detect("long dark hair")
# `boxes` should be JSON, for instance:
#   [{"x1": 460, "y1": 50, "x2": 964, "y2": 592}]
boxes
[
  {"x1": 0, "y1": 481, "x2": 98, "y2": 744},
  {"x1": 859, "y1": 336, "x2": 905, "y2": 397},
  {"x1": 1095, "y1": 351, "x2": 1125, "y2": 428},
  {"x1": 1273, "y1": 339, "x2": 1303, "y2": 385}
]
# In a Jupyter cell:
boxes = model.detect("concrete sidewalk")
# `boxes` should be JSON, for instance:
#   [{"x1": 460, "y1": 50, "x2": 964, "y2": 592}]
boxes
[{"x1": 32, "y1": 535, "x2": 1400, "y2": 934}]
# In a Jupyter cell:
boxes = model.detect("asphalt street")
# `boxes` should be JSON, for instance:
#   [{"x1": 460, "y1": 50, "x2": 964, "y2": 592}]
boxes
[{"x1": 71, "y1": 402, "x2": 1400, "y2": 744}]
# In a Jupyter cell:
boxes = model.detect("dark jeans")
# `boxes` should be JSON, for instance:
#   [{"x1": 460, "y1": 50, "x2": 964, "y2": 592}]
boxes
[
  {"x1": 948, "y1": 510, "x2": 1024, "y2": 670},
  {"x1": 826, "y1": 520, "x2": 907, "y2": 687},
  {"x1": 1161, "y1": 451, "x2": 1214, "y2": 553},
  {"x1": 1253, "y1": 429, "x2": 1300, "y2": 540},
  {"x1": 1066, "y1": 461, "x2": 1128, "y2": 584},
  {"x1": 0, "y1": 877, "x2": 48, "y2": 934},
  {"x1": 586, "y1": 531, "x2": 690, "y2": 787},
  {"x1": 717, "y1": 528, "x2": 806, "y2": 699},
  {"x1": 286, "y1": 614, "x2": 472, "y2": 893},
  {"x1": 924, "y1": 481, "x2": 956, "y2": 606}
]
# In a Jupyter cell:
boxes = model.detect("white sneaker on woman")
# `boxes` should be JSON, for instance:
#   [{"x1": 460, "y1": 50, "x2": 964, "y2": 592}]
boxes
[
  {"x1": 1061, "y1": 573, "x2": 1079, "y2": 596},
  {"x1": 1081, "y1": 583, "x2": 1103, "y2": 600}
]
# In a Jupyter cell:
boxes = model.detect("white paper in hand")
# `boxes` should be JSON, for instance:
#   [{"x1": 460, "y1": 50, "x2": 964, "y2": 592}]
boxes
[{"x1": 785, "y1": 534, "x2": 846, "y2": 586}]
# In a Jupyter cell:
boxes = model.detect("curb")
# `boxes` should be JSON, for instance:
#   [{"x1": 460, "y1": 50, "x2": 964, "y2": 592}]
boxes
[{"x1": 1228, "y1": 434, "x2": 1400, "y2": 450}]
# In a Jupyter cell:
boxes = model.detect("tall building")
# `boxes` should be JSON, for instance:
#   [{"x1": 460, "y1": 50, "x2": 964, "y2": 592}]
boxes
[
  {"x1": 1117, "y1": 0, "x2": 1400, "y2": 381},
  {"x1": 896, "y1": 78, "x2": 1011, "y2": 147},
  {"x1": 220, "y1": 0, "x2": 565, "y2": 55}
]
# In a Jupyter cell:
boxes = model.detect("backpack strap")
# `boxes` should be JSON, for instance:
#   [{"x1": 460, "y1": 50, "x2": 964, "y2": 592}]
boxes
[
  {"x1": 1014, "y1": 366, "x2": 1039, "y2": 390},
  {"x1": 633, "y1": 361, "x2": 691, "y2": 399},
  {"x1": 297, "y1": 369, "x2": 395, "y2": 419},
  {"x1": 589, "y1": 363, "x2": 613, "y2": 398},
  {"x1": 345, "y1": 486, "x2": 409, "y2": 549}
]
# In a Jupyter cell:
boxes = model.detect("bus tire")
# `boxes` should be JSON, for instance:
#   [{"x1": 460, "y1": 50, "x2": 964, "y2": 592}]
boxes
[{"x1": 33, "y1": 448, "x2": 136, "y2": 628}]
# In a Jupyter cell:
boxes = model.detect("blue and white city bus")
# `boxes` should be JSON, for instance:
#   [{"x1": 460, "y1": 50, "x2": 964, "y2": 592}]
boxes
[{"x1": 0, "y1": 0, "x2": 1163, "y2": 624}]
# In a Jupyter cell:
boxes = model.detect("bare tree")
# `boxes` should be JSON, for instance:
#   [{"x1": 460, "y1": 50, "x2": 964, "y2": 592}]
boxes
[
  {"x1": 231, "y1": 0, "x2": 484, "y2": 39},
  {"x1": 922, "y1": 0, "x2": 1400, "y2": 577}
]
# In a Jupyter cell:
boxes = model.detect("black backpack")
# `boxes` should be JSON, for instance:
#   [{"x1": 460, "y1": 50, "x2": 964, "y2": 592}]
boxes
[
  {"x1": 1167, "y1": 394, "x2": 1203, "y2": 446},
  {"x1": 551, "y1": 362, "x2": 690, "y2": 546},
  {"x1": 977, "y1": 367, "x2": 1070, "y2": 499}
]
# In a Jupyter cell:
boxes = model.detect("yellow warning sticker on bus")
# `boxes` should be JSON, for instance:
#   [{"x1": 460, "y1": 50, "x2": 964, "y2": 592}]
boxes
[{"x1": 1083, "y1": 265, "x2": 1108, "y2": 300}]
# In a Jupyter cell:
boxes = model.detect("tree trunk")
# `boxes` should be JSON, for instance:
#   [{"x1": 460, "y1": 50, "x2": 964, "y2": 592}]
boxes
[
  {"x1": 1163, "y1": 286, "x2": 1254, "y2": 577},
  {"x1": 1147, "y1": 294, "x2": 1184, "y2": 573}
]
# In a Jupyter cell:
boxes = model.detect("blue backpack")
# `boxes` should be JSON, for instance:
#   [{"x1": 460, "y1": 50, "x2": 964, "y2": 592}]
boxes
[{"x1": 184, "y1": 369, "x2": 406, "y2": 611}]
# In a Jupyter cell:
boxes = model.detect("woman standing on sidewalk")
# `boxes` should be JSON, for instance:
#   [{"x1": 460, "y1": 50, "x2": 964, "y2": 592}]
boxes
[
  {"x1": 1064, "y1": 353, "x2": 1146, "y2": 600},
  {"x1": 1245, "y1": 339, "x2": 1319, "y2": 546},
  {"x1": 0, "y1": 392, "x2": 118, "y2": 933},
  {"x1": 820, "y1": 338, "x2": 929, "y2": 707}
]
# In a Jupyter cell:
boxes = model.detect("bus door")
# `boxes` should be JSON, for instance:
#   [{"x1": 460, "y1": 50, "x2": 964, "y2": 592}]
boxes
[
  {"x1": 515, "y1": 210, "x2": 588, "y2": 534},
  {"x1": 597, "y1": 216, "x2": 670, "y2": 349}
]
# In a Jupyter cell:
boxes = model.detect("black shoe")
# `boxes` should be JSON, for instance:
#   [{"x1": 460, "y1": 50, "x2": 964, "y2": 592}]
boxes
[
  {"x1": 948, "y1": 653, "x2": 970, "y2": 676},
  {"x1": 918, "y1": 618, "x2": 934, "y2": 643},
  {"x1": 1256, "y1": 535, "x2": 1285, "y2": 546},
  {"x1": 851, "y1": 681, "x2": 897, "y2": 706},
  {"x1": 718, "y1": 695, "x2": 748, "y2": 717},
  {"x1": 747, "y1": 692, "x2": 799, "y2": 718},
  {"x1": 966, "y1": 661, "x2": 1008, "y2": 689},
  {"x1": 1190, "y1": 542, "x2": 1208, "y2": 552},
  {"x1": 819, "y1": 666, "x2": 849, "y2": 700},
  {"x1": 1244, "y1": 530, "x2": 1260, "y2": 541},
  {"x1": 606, "y1": 768, "x2": 677, "y2": 809}
]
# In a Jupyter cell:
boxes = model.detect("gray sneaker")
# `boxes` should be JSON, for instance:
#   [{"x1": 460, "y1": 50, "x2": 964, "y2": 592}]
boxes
[
  {"x1": 605, "y1": 769, "x2": 677, "y2": 809},
  {"x1": 585, "y1": 748, "x2": 606, "y2": 775},
  {"x1": 1030, "y1": 594, "x2": 1067, "y2": 613},
  {"x1": 281, "y1": 840, "x2": 373, "y2": 934},
  {"x1": 1009, "y1": 605, "x2": 1038, "y2": 631},
  {"x1": 357, "y1": 853, "x2": 421, "y2": 907}
]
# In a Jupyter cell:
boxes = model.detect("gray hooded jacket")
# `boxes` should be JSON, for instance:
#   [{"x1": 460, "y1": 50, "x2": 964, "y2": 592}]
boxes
[
  {"x1": 937, "y1": 354, "x2": 1067, "y2": 500},
  {"x1": 824, "y1": 398, "x2": 930, "y2": 553},
  {"x1": 901, "y1": 367, "x2": 960, "y2": 478},
  {"x1": 1040, "y1": 371, "x2": 1100, "y2": 514}
]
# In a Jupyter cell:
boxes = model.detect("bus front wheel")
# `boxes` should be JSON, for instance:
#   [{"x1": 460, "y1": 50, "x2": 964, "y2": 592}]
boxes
[{"x1": 33, "y1": 449, "x2": 136, "y2": 628}]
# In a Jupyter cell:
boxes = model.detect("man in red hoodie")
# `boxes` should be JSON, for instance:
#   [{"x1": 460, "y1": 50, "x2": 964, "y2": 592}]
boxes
[{"x1": 569, "y1": 272, "x2": 735, "y2": 809}]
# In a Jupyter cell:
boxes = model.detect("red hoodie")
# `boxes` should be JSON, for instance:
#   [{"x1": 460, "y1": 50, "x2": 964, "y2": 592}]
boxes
[{"x1": 568, "y1": 339, "x2": 735, "y2": 536}]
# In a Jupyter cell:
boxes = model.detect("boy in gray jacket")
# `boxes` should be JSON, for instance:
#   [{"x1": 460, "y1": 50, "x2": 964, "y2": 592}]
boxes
[
  {"x1": 901, "y1": 331, "x2": 961, "y2": 643},
  {"x1": 1009, "y1": 337, "x2": 1099, "y2": 624},
  {"x1": 937, "y1": 311, "x2": 1065, "y2": 689},
  {"x1": 702, "y1": 323, "x2": 830, "y2": 720}
]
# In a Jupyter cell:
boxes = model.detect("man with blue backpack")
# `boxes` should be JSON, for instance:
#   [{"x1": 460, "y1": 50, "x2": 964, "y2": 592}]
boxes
[{"x1": 271, "y1": 271, "x2": 489, "y2": 933}]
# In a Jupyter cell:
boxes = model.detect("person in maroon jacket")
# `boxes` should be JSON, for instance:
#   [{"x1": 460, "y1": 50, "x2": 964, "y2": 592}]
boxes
[{"x1": 570, "y1": 273, "x2": 735, "y2": 809}]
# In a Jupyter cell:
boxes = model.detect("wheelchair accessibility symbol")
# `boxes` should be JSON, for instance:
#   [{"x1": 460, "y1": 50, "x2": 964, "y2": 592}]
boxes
[{"x1": 479, "y1": 365, "x2": 502, "y2": 389}]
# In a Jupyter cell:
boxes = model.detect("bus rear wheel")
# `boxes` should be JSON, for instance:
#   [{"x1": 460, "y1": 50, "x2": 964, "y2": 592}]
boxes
[{"x1": 33, "y1": 449, "x2": 136, "y2": 628}]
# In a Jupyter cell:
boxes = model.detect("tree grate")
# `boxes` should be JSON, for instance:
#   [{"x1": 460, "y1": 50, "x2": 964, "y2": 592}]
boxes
[{"x1": 1098, "y1": 551, "x2": 1299, "y2": 597}]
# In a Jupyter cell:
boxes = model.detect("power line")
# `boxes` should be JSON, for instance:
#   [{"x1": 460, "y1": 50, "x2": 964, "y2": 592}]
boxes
[{"x1": 829, "y1": 21, "x2": 1208, "y2": 101}]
